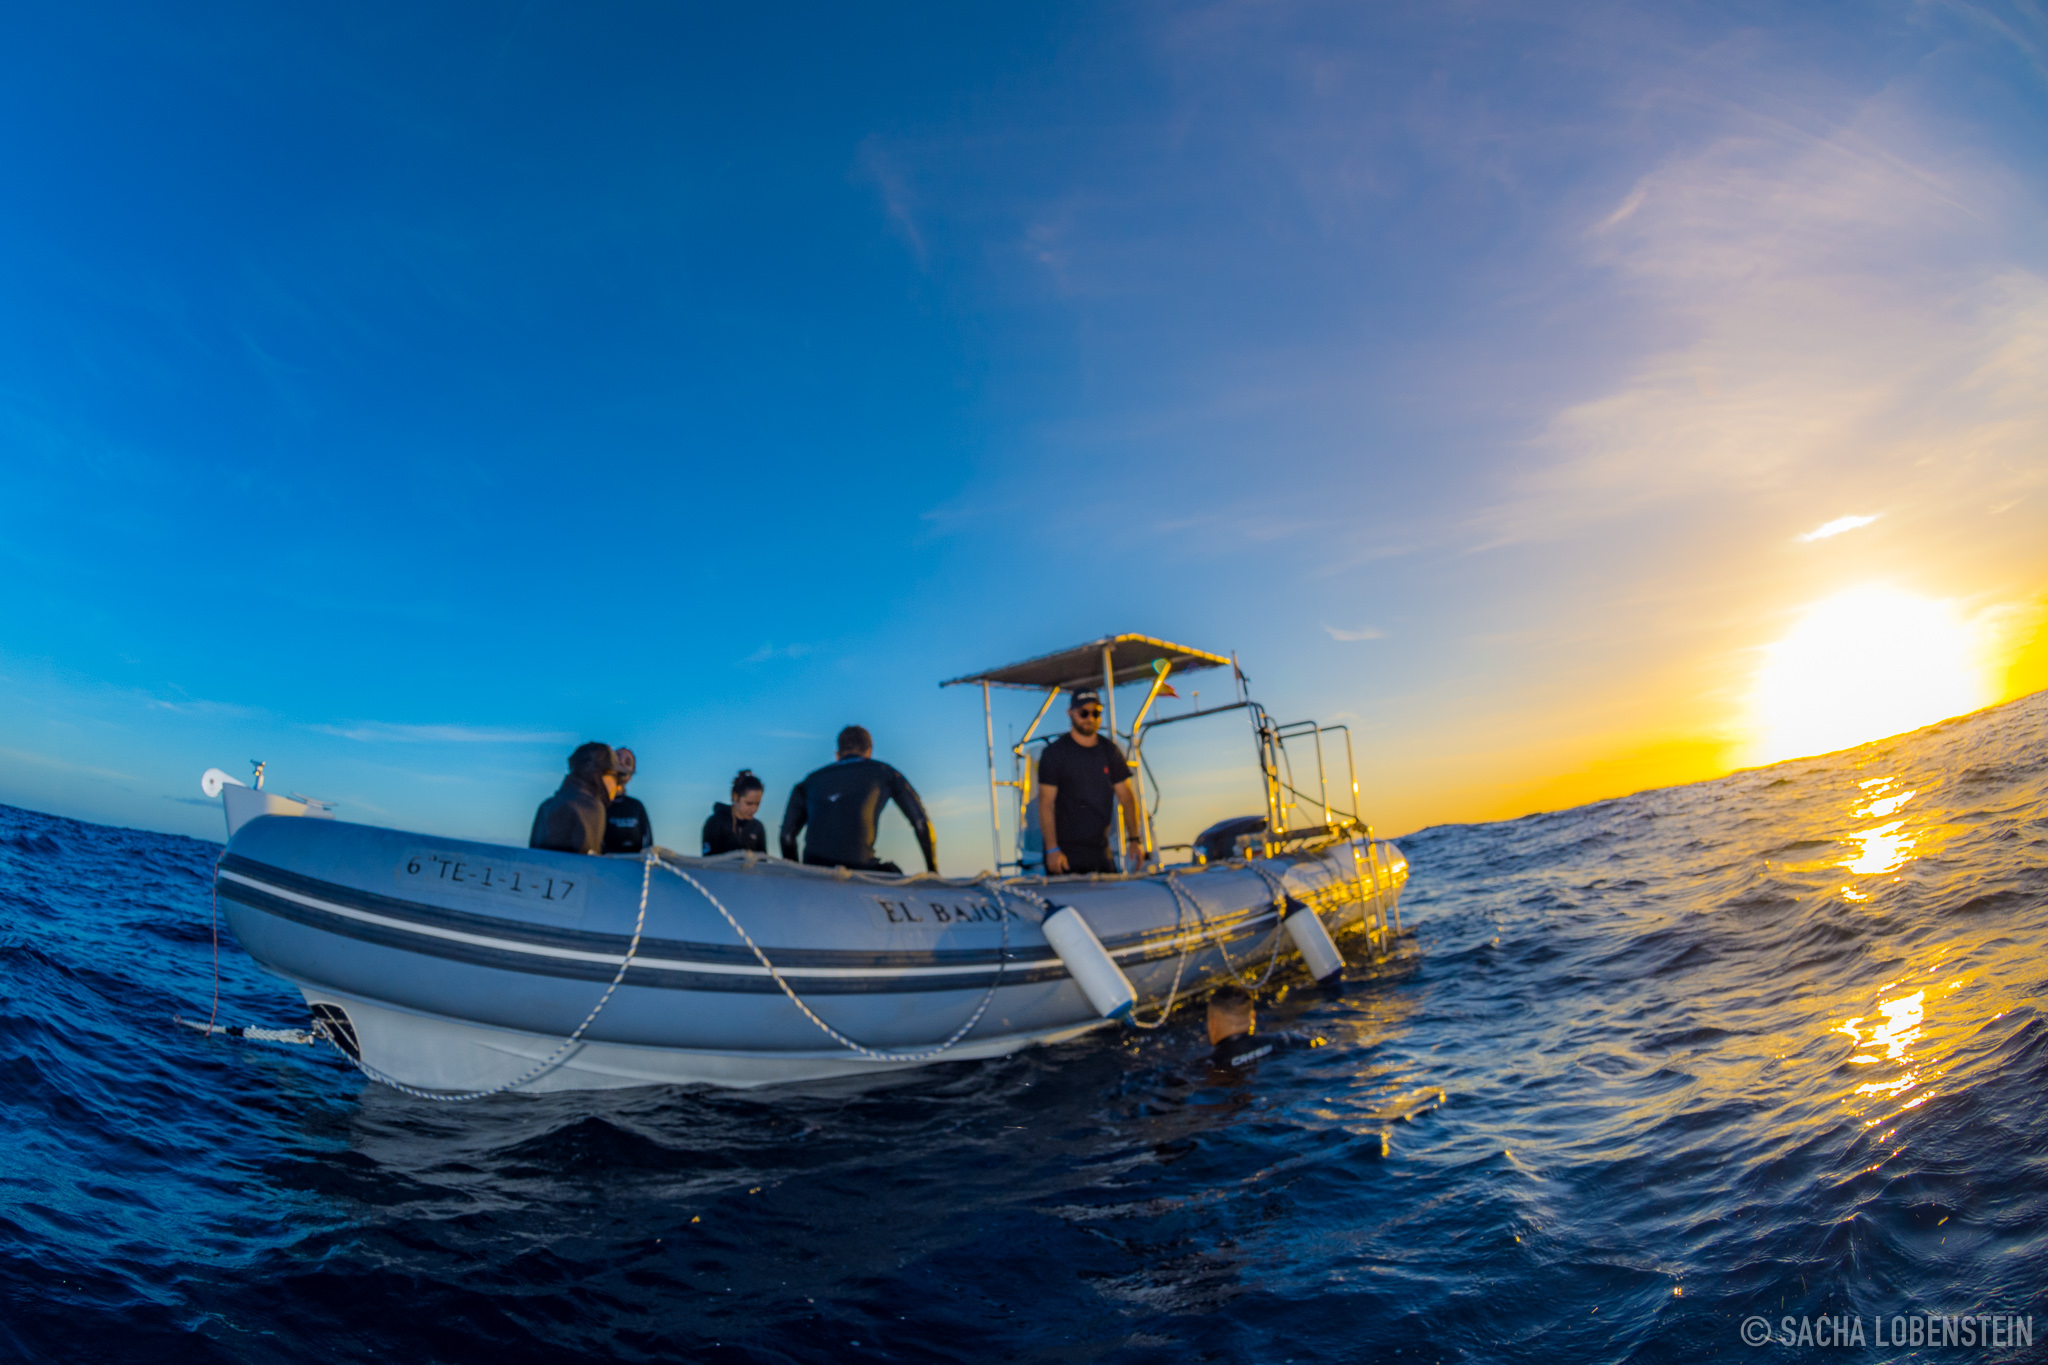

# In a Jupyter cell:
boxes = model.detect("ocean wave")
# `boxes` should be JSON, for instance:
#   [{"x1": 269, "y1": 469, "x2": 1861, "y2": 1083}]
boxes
[{"x1": 4, "y1": 694, "x2": 2047, "y2": 1361}]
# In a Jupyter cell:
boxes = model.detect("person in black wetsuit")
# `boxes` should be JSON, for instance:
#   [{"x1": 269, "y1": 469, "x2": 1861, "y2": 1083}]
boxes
[
  {"x1": 702, "y1": 769, "x2": 768, "y2": 856},
  {"x1": 1206, "y1": 985, "x2": 1326, "y2": 1070},
  {"x1": 601, "y1": 747, "x2": 655, "y2": 854},
  {"x1": 780, "y1": 726, "x2": 936, "y2": 874},
  {"x1": 530, "y1": 742, "x2": 619, "y2": 855},
  {"x1": 1036, "y1": 689, "x2": 1145, "y2": 875}
]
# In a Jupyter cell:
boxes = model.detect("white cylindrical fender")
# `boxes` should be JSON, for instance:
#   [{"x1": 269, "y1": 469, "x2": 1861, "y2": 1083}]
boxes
[
  {"x1": 1284, "y1": 897, "x2": 1346, "y2": 982},
  {"x1": 1042, "y1": 905, "x2": 1136, "y2": 1021}
]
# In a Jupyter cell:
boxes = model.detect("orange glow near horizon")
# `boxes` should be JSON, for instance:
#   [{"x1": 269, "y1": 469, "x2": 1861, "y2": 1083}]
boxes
[
  {"x1": 1349, "y1": 585, "x2": 2046, "y2": 836},
  {"x1": 1748, "y1": 587, "x2": 1992, "y2": 765}
]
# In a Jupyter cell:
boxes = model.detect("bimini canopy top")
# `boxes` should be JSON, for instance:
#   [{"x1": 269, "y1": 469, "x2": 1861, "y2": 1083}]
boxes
[{"x1": 941, "y1": 633, "x2": 1234, "y2": 692}]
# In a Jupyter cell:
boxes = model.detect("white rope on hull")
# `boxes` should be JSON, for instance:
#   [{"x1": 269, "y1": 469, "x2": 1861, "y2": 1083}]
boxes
[{"x1": 654, "y1": 858, "x2": 1016, "y2": 1064}]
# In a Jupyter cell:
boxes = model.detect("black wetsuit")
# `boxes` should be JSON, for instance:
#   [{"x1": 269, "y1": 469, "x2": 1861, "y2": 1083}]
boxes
[
  {"x1": 602, "y1": 793, "x2": 654, "y2": 854},
  {"x1": 780, "y1": 756, "x2": 936, "y2": 872},
  {"x1": 529, "y1": 774, "x2": 610, "y2": 856},
  {"x1": 702, "y1": 802, "x2": 768, "y2": 857},
  {"x1": 1209, "y1": 1030, "x2": 1323, "y2": 1071}
]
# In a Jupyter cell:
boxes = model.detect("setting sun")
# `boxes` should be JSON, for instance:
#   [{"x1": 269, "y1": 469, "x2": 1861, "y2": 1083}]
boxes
[{"x1": 1750, "y1": 587, "x2": 1991, "y2": 764}]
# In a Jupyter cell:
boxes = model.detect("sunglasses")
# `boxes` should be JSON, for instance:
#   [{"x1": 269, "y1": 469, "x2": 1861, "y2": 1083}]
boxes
[{"x1": 1075, "y1": 708, "x2": 1103, "y2": 718}]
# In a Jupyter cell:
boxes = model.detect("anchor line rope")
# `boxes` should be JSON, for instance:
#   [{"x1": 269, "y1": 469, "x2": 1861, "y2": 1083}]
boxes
[
  {"x1": 206, "y1": 848, "x2": 224, "y2": 1036},
  {"x1": 658, "y1": 859, "x2": 1010, "y2": 1063},
  {"x1": 231, "y1": 1025, "x2": 315, "y2": 1044},
  {"x1": 176, "y1": 848, "x2": 310, "y2": 1043},
  {"x1": 309, "y1": 849, "x2": 657, "y2": 1102},
  {"x1": 175, "y1": 1018, "x2": 318, "y2": 1044}
]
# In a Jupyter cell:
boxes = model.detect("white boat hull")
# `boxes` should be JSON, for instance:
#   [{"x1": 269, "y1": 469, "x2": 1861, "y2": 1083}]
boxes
[
  {"x1": 219, "y1": 815, "x2": 1409, "y2": 1094},
  {"x1": 299, "y1": 985, "x2": 1111, "y2": 1091}
]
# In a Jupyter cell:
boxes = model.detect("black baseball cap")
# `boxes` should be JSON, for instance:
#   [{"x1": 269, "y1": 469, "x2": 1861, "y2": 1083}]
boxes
[{"x1": 1069, "y1": 689, "x2": 1102, "y2": 710}]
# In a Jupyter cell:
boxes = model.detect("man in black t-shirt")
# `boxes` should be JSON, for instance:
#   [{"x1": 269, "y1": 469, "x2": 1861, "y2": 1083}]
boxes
[
  {"x1": 601, "y1": 747, "x2": 655, "y2": 854},
  {"x1": 1036, "y1": 689, "x2": 1145, "y2": 875}
]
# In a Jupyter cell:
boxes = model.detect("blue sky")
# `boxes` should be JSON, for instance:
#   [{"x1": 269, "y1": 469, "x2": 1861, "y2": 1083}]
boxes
[{"x1": 4, "y1": 2, "x2": 2046, "y2": 868}]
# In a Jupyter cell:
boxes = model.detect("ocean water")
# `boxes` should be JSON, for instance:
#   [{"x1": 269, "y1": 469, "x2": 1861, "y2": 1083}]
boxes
[{"x1": 3, "y1": 694, "x2": 2046, "y2": 1364}]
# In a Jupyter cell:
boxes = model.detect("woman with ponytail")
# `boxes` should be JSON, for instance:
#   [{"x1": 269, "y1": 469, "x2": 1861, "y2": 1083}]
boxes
[{"x1": 702, "y1": 770, "x2": 769, "y2": 856}]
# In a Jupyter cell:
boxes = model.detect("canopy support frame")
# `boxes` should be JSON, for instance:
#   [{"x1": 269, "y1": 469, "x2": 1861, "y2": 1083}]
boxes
[{"x1": 981, "y1": 680, "x2": 1001, "y2": 875}]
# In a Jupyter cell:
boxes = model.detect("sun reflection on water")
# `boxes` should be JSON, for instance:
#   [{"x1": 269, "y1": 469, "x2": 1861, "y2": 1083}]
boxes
[
  {"x1": 1843, "y1": 821, "x2": 1914, "y2": 875},
  {"x1": 1856, "y1": 788, "x2": 1916, "y2": 819},
  {"x1": 1836, "y1": 775, "x2": 1919, "y2": 896},
  {"x1": 1837, "y1": 989, "x2": 1930, "y2": 1105},
  {"x1": 1869, "y1": 992, "x2": 1923, "y2": 1062}
]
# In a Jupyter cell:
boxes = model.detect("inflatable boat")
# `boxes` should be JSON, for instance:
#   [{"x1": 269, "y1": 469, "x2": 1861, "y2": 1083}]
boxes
[{"x1": 208, "y1": 635, "x2": 1409, "y2": 1093}]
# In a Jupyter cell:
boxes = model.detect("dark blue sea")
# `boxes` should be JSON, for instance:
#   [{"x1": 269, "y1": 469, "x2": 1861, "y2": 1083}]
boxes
[{"x1": 5, "y1": 695, "x2": 2047, "y2": 1363}]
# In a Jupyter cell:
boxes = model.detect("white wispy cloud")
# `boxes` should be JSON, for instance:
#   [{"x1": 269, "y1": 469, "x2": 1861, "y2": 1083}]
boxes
[
  {"x1": 1324, "y1": 624, "x2": 1385, "y2": 642},
  {"x1": 857, "y1": 136, "x2": 928, "y2": 267},
  {"x1": 1468, "y1": 86, "x2": 2048, "y2": 549},
  {"x1": 145, "y1": 692, "x2": 261, "y2": 719},
  {"x1": 743, "y1": 643, "x2": 814, "y2": 664},
  {"x1": 314, "y1": 722, "x2": 575, "y2": 745},
  {"x1": 0, "y1": 746, "x2": 139, "y2": 783},
  {"x1": 1797, "y1": 513, "x2": 1879, "y2": 542}
]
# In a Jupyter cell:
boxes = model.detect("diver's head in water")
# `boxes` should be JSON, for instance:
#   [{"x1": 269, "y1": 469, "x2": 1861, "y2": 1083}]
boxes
[{"x1": 1207, "y1": 985, "x2": 1255, "y2": 1045}]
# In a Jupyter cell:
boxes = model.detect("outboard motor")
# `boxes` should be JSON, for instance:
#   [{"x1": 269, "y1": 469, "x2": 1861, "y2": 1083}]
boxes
[{"x1": 1193, "y1": 814, "x2": 1269, "y2": 863}]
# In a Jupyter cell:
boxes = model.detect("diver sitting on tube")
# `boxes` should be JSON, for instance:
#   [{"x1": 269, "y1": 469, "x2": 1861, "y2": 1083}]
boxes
[
  {"x1": 600, "y1": 746, "x2": 655, "y2": 854},
  {"x1": 780, "y1": 726, "x2": 937, "y2": 874},
  {"x1": 529, "y1": 742, "x2": 620, "y2": 856},
  {"x1": 703, "y1": 769, "x2": 769, "y2": 856}
]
